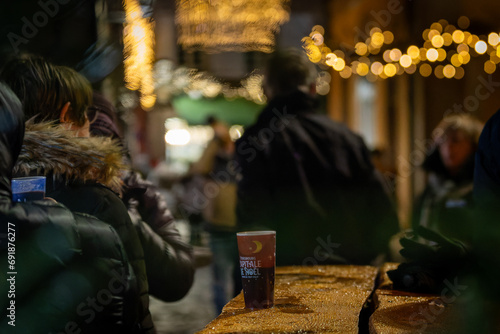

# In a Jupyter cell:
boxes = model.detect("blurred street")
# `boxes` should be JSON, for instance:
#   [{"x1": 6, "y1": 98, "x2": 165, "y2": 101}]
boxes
[
  {"x1": 150, "y1": 265, "x2": 217, "y2": 334},
  {"x1": 149, "y1": 220, "x2": 218, "y2": 334}
]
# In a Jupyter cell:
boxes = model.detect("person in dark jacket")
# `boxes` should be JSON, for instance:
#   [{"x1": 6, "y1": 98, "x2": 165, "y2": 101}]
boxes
[
  {"x1": 469, "y1": 109, "x2": 500, "y2": 333},
  {"x1": 235, "y1": 48, "x2": 400, "y2": 266},
  {"x1": 0, "y1": 82, "x2": 141, "y2": 333},
  {"x1": 1, "y1": 56, "x2": 155, "y2": 332},
  {"x1": 87, "y1": 92, "x2": 194, "y2": 302},
  {"x1": 412, "y1": 114, "x2": 483, "y2": 244}
]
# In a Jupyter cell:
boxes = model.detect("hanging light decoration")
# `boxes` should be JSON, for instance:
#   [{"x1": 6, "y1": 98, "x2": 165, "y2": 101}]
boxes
[
  {"x1": 304, "y1": 16, "x2": 500, "y2": 83},
  {"x1": 123, "y1": 0, "x2": 156, "y2": 110},
  {"x1": 175, "y1": 0, "x2": 290, "y2": 53}
]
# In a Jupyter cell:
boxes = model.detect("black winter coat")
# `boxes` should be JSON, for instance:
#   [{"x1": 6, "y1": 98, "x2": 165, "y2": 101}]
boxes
[
  {"x1": 0, "y1": 84, "x2": 141, "y2": 333},
  {"x1": 123, "y1": 170, "x2": 194, "y2": 301},
  {"x1": 13, "y1": 122, "x2": 154, "y2": 332},
  {"x1": 235, "y1": 90, "x2": 400, "y2": 265}
]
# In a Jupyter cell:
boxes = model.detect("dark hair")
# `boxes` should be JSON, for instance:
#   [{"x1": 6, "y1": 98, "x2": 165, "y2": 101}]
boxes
[
  {"x1": 0, "y1": 56, "x2": 91, "y2": 126},
  {"x1": 264, "y1": 48, "x2": 317, "y2": 96}
]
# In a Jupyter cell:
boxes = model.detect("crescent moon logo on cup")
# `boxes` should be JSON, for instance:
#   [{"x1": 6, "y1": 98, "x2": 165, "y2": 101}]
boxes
[{"x1": 252, "y1": 240, "x2": 263, "y2": 253}]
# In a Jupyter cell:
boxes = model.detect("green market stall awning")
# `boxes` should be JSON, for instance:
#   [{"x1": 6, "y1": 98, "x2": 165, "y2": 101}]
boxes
[{"x1": 171, "y1": 95, "x2": 263, "y2": 126}]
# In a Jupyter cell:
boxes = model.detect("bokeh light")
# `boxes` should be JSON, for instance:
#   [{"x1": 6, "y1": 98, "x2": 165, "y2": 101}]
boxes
[
  {"x1": 426, "y1": 48, "x2": 439, "y2": 62},
  {"x1": 475, "y1": 41, "x2": 488, "y2": 54},
  {"x1": 419, "y1": 63, "x2": 432, "y2": 77},
  {"x1": 399, "y1": 55, "x2": 412, "y2": 68},
  {"x1": 384, "y1": 64, "x2": 397, "y2": 77},
  {"x1": 431, "y1": 35, "x2": 444, "y2": 48},
  {"x1": 443, "y1": 64, "x2": 456, "y2": 78}
]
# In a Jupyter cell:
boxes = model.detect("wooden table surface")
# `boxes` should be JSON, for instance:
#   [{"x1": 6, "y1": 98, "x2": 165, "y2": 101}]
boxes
[
  {"x1": 197, "y1": 264, "x2": 462, "y2": 333},
  {"x1": 197, "y1": 265, "x2": 378, "y2": 334},
  {"x1": 369, "y1": 263, "x2": 463, "y2": 334}
]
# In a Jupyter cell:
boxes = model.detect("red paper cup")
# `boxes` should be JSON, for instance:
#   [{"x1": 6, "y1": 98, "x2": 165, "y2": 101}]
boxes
[{"x1": 237, "y1": 231, "x2": 276, "y2": 309}]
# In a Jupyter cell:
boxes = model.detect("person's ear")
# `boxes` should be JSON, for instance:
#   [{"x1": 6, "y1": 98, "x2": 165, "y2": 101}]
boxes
[{"x1": 59, "y1": 102, "x2": 71, "y2": 123}]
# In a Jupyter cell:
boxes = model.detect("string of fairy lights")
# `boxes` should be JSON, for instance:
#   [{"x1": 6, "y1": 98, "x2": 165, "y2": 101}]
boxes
[
  {"x1": 303, "y1": 16, "x2": 500, "y2": 93},
  {"x1": 123, "y1": 0, "x2": 156, "y2": 110}
]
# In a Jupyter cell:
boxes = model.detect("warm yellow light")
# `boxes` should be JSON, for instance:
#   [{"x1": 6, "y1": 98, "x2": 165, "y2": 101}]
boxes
[
  {"x1": 123, "y1": 0, "x2": 156, "y2": 110},
  {"x1": 488, "y1": 33, "x2": 500, "y2": 46},
  {"x1": 484, "y1": 60, "x2": 496, "y2": 74},
  {"x1": 422, "y1": 29, "x2": 430, "y2": 41},
  {"x1": 457, "y1": 16, "x2": 470, "y2": 30},
  {"x1": 383, "y1": 50, "x2": 392, "y2": 63},
  {"x1": 435, "y1": 65, "x2": 444, "y2": 79},
  {"x1": 459, "y1": 51, "x2": 471, "y2": 64},
  {"x1": 355, "y1": 42, "x2": 368, "y2": 55},
  {"x1": 426, "y1": 48, "x2": 439, "y2": 62},
  {"x1": 321, "y1": 45, "x2": 332, "y2": 55},
  {"x1": 332, "y1": 57, "x2": 346, "y2": 71},
  {"x1": 428, "y1": 29, "x2": 440, "y2": 41},
  {"x1": 312, "y1": 25, "x2": 325, "y2": 35},
  {"x1": 176, "y1": 0, "x2": 290, "y2": 53},
  {"x1": 399, "y1": 54, "x2": 412, "y2": 68},
  {"x1": 311, "y1": 33, "x2": 324, "y2": 46},
  {"x1": 443, "y1": 64, "x2": 456, "y2": 78},
  {"x1": 445, "y1": 24, "x2": 456, "y2": 34},
  {"x1": 475, "y1": 41, "x2": 488, "y2": 54},
  {"x1": 451, "y1": 54, "x2": 462, "y2": 67},
  {"x1": 431, "y1": 35, "x2": 444, "y2": 48},
  {"x1": 442, "y1": 33, "x2": 453, "y2": 46},
  {"x1": 357, "y1": 63, "x2": 369, "y2": 76},
  {"x1": 325, "y1": 53, "x2": 337, "y2": 67},
  {"x1": 334, "y1": 50, "x2": 345, "y2": 58},
  {"x1": 384, "y1": 63, "x2": 397, "y2": 77},
  {"x1": 431, "y1": 22, "x2": 443, "y2": 33},
  {"x1": 368, "y1": 44, "x2": 381, "y2": 55},
  {"x1": 419, "y1": 63, "x2": 432, "y2": 77},
  {"x1": 304, "y1": 44, "x2": 322, "y2": 63},
  {"x1": 370, "y1": 27, "x2": 382, "y2": 35},
  {"x1": 339, "y1": 67, "x2": 352, "y2": 79},
  {"x1": 467, "y1": 35, "x2": 479, "y2": 47},
  {"x1": 371, "y1": 62, "x2": 384, "y2": 75},
  {"x1": 316, "y1": 81, "x2": 330, "y2": 95},
  {"x1": 497, "y1": 46, "x2": 500, "y2": 58},
  {"x1": 437, "y1": 48, "x2": 447, "y2": 61},
  {"x1": 407, "y1": 45, "x2": 420, "y2": 58},
  {"x1": 454, "y1": 67, "x2": 465, "y2": 79},
  {"x1": 405, "y1": 64, "x2": 417, "y2": 74},
  {"x1": 383, "y1": 31, "x2": 394, "y2": 44},
  {"x1": 419, "y1": 48, "x2": 428, "y2": 60},
  {"x1": 457, "y1": 43, "x2": 469, "y2": 53},
  {"x1": 490, "y1": 51, "x2": 500, "y2": 64},
  {"x1": 452, "y1": 30, "x2": 465, "y2": 44},
  {"x1": 371, "y1": 32, "x2": 385, "y2": 47},
  {"x1": 389, "y1": 49, "x2": 402, "y2": 61}
]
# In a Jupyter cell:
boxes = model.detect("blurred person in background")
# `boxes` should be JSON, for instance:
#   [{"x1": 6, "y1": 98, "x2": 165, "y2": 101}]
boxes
[
  {"x1": 387, "y1": 110, "x2": 499, "y2": 333},
  {"x1": 0, "y1": 82, "x2": 142, "y2": 333},
  {"x1": 412, "y1": 114, "x2": 483, "y2": 244},
  {"x1": 187, "y1": 115, "x2": 240, "y2": 314},
  {"x1": 235, "y1": 48, "x2": 400, "y2": 266}
]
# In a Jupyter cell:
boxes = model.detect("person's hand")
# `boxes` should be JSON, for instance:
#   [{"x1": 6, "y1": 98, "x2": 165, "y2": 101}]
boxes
[
  {"x1": 399, "y1": 226, "x2": 468, "y2": 263},
  {"x1": 387, "y1": 226, "x2": 470, "y2": 293}
]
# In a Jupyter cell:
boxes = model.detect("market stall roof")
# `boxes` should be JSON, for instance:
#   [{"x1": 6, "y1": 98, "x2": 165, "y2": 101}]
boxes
[{"x1": 171, "y1": 95, "x2": 263, "y2": 126}]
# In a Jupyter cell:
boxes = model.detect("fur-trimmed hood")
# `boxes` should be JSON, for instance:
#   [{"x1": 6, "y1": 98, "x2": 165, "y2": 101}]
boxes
[{"x1": 13, "y1": 121, "x2": 127, "y2": 194}]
